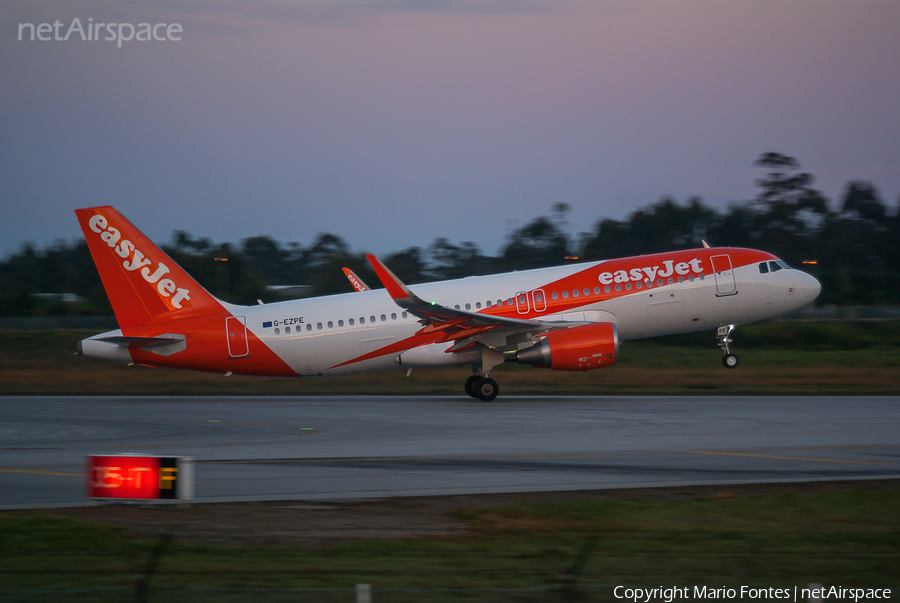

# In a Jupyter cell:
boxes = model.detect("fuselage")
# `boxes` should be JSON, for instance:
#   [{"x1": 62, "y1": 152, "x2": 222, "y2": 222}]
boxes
[{"x1": 81, "y1": 247, "x2": 821, "y2": 377}]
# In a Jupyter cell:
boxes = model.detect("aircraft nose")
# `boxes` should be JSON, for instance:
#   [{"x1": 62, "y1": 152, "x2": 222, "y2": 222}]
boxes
[{"x1": 802, "y1": 271, "x2": 821, "y2": 302}]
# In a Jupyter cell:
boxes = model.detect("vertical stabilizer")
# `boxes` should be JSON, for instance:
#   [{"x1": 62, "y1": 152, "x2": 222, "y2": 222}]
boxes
[{"x1": 75, "y1": 206, "x2": 223, "y2": 328}]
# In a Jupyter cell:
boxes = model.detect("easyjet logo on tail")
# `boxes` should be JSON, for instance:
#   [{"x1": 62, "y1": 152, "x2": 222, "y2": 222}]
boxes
[
  {"x1": 346, "y1": 273, "x2": 364, "y2": 291},
  {"x1": 88, "y1": 214, "x2": 192, "y2": 308}
]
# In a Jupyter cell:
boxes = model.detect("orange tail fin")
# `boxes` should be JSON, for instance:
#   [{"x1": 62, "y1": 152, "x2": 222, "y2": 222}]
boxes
[{"x1": 75, "y1": 206, "x2": 223, "y2": 328}]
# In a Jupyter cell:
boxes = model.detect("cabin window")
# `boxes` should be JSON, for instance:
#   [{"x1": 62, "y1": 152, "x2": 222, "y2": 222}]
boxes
[
  {"x1": 615, "y1": 284, "x2": 621, "y2": 292},
  {"x1": 678, "y1": 276, "x2": 684, "y2": 283},
  {"x1": 636, "y1": 281, "x2": 643, "y2": 289},
  {"x1": 562, "y1": 291, "x2": 569, "y2": 299},
  {"x1": 349, "y1": 318, "x2": 355, "y2": 326},
  {"x1": 360, "y1": 317, "x2": 365, "y2": 324},
  {"x1": 381, "y1": 314, "x2": 386, "y2": 322},
  {"x1": 338, "y1": 320, "x2": 344, "y2": 327},
  {"x1": 552, "y1": 292, "x2": 558, "y2": 300},
  {"x1": 668, "y1": 277, "x2": 674, "y2": 285},
  {"x1": 327, "y1": 321, "x2": 333, "y2": 328},
  {"x1": 274, "y1": 328, "x2": 280, "y2": 335},
  {"x1": 284, "y1": 326, "x2": 290, "y2": 334},
  {"x1": 486, "y1": 300, "x2": 492, "y2": 308},
  {"x1": 317, "y1": 322, "x2": 323, "y2": 330},
  {"x1": 689, "y1": 275, "x2": 694, "y2": 282},
  {"x1": 759, "y1": 262, "x2": 769, "y2": 274},
  {"x1": 572, "y1": 289, "x2": 579, "y2": 297},
  {"x1": 465, "y1": 303, "x2": 471, "y2": 310},
  {"x1": 306, "y1": 324, "x2": 312, "y2": 331},
  {"x1": 626, "y1": 283, "x2": 632, "y2": 290},
  {"x1": 402, "y1": 312, "x2": 408, "y2": 319},
  {"x1": 594, "y1": 286, "x2": 600, "y2": 294},
  {"x1": 604, "y1": 285, "x2": 611, "y2": 293},
  {"x1": 583, "y1": 288, "x2": 590, "y2": 296},
  {"x1": 391, "y1": 313, "x2": 397, "y2": 320},
  {"x1": 476, "y1": 301, "x2": 482, "y2": 309},
  {"x1": 507, "y1": 298, "x2": 513, "y2": 305},
  {"x1": 455, "y1": 305, "x2": 460, "y2": 310},
  {"x1": 657, "y1": 279, "x2": 663, "y2": 286},
  {"x1": 370, "y1": 315, "x2": 376, "y2": 323}
]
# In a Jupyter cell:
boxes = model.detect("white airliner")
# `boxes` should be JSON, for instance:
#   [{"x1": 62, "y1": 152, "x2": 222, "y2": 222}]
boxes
[{"x1": 76, "y1": 206, "x2": 821, "y2": 400}]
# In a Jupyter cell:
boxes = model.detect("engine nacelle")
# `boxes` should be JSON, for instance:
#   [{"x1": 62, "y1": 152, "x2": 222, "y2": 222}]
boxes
[{"x1": 516, "y1": 322, "x2": 618, "y2": 371}]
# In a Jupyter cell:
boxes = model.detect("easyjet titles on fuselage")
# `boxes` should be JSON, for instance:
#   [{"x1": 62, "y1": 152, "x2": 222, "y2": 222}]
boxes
[
  {"x1": 87, "y1": 214, "x2": 192, "y2": 308},
  {"x1": 597, "y1": 257, "x2": 705, "y2": 286}
]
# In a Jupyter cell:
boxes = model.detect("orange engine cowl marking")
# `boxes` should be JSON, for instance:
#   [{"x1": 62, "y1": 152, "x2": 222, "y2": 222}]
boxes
[{"x1": 533, "y1": 322, "x2": 618, "y2": 371}]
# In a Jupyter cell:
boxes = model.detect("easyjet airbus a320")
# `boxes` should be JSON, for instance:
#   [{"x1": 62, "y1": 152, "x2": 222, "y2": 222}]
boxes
[{"x1": 75, "y1": 206, "x2": 821, "y2": 400}]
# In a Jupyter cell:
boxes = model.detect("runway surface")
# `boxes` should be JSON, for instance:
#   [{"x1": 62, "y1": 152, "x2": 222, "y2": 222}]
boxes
[{"x1": 1, "y1": 395, "x2": 898, "y2": 509}]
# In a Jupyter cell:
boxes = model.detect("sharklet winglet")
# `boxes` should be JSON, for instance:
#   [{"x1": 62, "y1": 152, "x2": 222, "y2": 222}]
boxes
[{"x1": 366, "y1": 255, "x2": 423, "y2": 307}]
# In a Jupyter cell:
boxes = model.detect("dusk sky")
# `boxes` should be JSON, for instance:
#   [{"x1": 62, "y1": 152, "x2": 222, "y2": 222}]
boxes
[{"x1": 3, "y1": 0, "x2": 899, "y2": 259}]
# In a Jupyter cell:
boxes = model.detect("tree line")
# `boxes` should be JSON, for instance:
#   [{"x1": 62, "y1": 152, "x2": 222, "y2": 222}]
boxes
[{"x1": 2, "y1": 152, "x2": 898, "y2": 317}]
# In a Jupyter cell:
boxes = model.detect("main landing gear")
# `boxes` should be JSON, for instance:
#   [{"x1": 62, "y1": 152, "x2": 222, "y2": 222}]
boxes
[
  {"x1": 717, "y1": 324, "x2": 739, "y2": 369},
  {"x1": 465, "y1": 375, "x2": 499, "y2": 402},
  {"x1": 465, "y1": 347, "x2": 505, "y2": 401}
]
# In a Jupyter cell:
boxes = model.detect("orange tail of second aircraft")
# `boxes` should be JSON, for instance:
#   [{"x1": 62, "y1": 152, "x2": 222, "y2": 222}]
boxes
[{"x1": 75, "y1": 206, "x2": 222, "y2": 328}]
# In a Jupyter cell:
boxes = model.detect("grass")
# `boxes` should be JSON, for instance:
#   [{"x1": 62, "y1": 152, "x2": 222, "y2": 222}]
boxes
[
  {"x1": 1, "y1": 486, "x2": 898, "y2": 601},
  {"x1": 1, "y1": 321, "x2": 900, "y2": 395}
]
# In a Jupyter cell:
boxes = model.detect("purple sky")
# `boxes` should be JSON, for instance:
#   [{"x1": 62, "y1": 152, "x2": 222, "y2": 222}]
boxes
[{"x1": 3, "y1": 0, "x2": 899, "y2": 259}]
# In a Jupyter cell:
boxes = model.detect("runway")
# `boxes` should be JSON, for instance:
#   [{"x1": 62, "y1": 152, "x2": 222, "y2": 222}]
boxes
[{"x1": 1, "y1": 395, "x2": 898, "y2": 509}]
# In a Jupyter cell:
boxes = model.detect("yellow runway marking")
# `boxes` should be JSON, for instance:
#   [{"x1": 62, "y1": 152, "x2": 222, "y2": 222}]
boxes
[
  {"x1": 688, "y1": 450, "x2": 895, "y2": 466},
  {"x1": 0, "y1": 468, "x2": 83, "y2": 477}
]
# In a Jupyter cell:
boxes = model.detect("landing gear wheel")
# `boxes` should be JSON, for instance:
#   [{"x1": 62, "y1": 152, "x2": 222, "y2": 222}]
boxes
[
  {"x1": 474, "y1": 378, "x2": 499, "y2": 402},
  {"x1": 717, "y1": 325, "x2": 738, "y2": 369},
  {"x1": 464, "y1": 375, "x2": 481, "y2": 398}
]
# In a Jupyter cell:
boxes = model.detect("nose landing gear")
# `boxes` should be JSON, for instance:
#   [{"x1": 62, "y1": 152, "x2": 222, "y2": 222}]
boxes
[{"x1": 717, "y1": 324, "x2": 739, "y2": 368}]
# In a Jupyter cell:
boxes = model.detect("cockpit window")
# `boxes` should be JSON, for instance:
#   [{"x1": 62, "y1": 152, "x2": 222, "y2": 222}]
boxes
[
  {"x1": 759, "y1": 262, "x2": 769, "y2": 274},
  {"x1": 769, "y1": 261, "x2": 783, "y2": 273},
  {"x1": 777, "y1": 260, "x2": 790, "y2": 269}
]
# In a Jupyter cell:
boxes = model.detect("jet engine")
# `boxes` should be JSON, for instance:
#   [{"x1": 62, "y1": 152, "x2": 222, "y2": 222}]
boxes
[{"x1": 515, "y1": 322, "x2": 618, "y2": 371}]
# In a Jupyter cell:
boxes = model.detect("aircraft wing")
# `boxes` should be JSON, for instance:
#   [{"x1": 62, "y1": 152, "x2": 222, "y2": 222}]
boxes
[{"x1": 366, "y1": 255, "x2": 579, "y2": 352}]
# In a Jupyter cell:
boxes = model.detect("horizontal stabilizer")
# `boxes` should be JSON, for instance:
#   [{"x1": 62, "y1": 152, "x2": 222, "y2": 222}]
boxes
[{"x1": 97, "y1": 335, "x2": 185, "y2": 349}]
